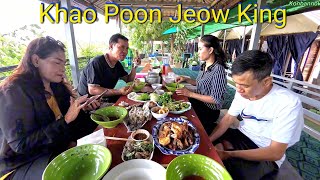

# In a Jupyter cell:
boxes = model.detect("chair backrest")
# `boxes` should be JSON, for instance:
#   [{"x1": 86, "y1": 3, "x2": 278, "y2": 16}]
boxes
[{"x1": 183, "y1": 53, "x2": 192, "y2": 61}]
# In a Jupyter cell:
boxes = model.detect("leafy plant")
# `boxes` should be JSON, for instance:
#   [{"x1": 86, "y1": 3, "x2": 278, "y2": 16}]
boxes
[
  {"x1": 0, "y1": 24, "x2": 45, "y2": 67},
  {"x1": 0, "y1": 24, "x2": 46, "y2": 79},
  {"x1": 124, "y1": 20, "x2": 173, "y2": 54},
  {"x1": 79, "y1": 44, "x2": 104, "y2": 59},
  {"x1": 171, "y1": 22, "x2": 197, "y2": 64},
  {"x1": 188, "y1": 53, "x2": 199, "y2": 66}
]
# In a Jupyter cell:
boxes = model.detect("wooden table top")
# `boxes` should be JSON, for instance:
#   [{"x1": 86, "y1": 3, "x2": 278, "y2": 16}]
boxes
[{"x1": 102, "y1": 91, "x2": 223, "y2": 170}]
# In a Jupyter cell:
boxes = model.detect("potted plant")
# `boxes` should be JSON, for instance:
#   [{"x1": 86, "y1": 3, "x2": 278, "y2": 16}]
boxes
[{"x1": 188, "y1": 53, "x2": 200, "y2": 71}]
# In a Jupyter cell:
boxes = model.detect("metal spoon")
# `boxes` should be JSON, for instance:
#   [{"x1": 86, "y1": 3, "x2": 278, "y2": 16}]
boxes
[{"x1": 152, "y1": 86, "x2": 160, "y2": 93}]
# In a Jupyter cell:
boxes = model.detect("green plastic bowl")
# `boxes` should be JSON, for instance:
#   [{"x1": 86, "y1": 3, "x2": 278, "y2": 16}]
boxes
[
  {"x1": 165, "y1": 83, "x2": 184, "y2": 92},
  {"x1": 42, "y1": 144, "x2": 112, "y2": 180},
  {"x1": 166, "y1": 154, "x2": 232, "y2": 180},
  {"x1": 127, "y1": 82, "x2": 147, "y2": 92},
  {"x1": 91, "y1": 106, "x2": 128, "y2": 128}
]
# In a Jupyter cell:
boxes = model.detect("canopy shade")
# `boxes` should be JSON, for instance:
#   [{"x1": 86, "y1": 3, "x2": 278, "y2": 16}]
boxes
[
  {"x1": 187, "y1": 23, "x2": 239, "y2": 39},
  {"x1": 162, "y1": 24, "x2": 200, "y2": 35},
  {"x1": 260, "y1": 12, "x2": 320, "y2": 36},
  {"x1": 211, "y1": 10, "x2": 320, "y2": 39},
  {"x1": 185, "y1": 0, "x2": 320, "y2": 39},
  {"x1": 162, "y1": 27, "x2": 178, "y2": 35}
]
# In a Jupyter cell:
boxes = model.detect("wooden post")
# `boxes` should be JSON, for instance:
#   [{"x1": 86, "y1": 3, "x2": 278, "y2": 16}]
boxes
[
  {"x1": 222, "y1": 30, "x2": 227, "y2": 51},
  {"x1": 170, "y1": 34, "x2": 174, "y2": 54},
  {"x1": 161, "y1": 41, "x2": 164, "y2": 55},
  {"x1": 150, "y1": 40, "x2": 154, "y2": 54},
  {"x1": 201, "y1": 24, "x2": 205, "y2": 37}
]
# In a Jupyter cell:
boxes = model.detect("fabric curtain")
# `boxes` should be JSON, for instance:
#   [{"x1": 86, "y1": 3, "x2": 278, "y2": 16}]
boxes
[
  {"x1": 267, "y1": 35, "x2": 290, "y2": 76},
  {"x1": 288, "y1": 32, "x2": 318, "y2": 81},
  {"x1": 185, "y1": 42, "x2": 198, "y2": 55},
  {"x1": 226, "y1": 40, "x2": 243, "y2": 56}
]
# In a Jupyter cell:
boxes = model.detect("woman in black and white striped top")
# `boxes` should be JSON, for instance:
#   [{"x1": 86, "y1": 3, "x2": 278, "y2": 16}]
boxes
[{"x1": 176, "y1": 35, "x2": 227, "y2": 135}]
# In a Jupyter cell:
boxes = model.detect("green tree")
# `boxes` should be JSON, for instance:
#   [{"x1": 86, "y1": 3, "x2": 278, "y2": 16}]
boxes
[
  {"x1": 0, "y1": 24, "x2": 45, "y2": 67},
  {"x1": 124, "y1": 21, "x2": 173, "y2": 54},
  {"x1": 171, "y1": 22, "x2": 195, "y2": 63},
  {"x1": 0, "y1": 35, "x2": 24, "y2": 67},
  {"x1": 78, "y1": 44, "x2": 104, "y2": 59}
]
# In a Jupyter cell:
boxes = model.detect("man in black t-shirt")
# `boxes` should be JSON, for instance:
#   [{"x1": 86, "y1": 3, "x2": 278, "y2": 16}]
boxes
[{"x1": 78, "y1": 34, "x2": 140, "y2": 102}]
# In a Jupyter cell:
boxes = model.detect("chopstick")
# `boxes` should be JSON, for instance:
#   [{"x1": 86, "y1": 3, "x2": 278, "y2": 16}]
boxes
[{"x1": 105, "y1": 136, "x2": 133, "y2": 141}]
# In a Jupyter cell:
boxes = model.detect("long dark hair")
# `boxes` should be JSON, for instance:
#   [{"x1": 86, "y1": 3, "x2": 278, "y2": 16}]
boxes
[
  {"x1": 0, "y1": 36, "x2": 66, "y2": 91},
  {"x1": 200, "y1": 35, "x2": 227, "y2": 69}
]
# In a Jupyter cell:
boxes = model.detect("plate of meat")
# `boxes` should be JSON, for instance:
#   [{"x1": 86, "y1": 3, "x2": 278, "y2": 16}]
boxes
[{"x1": 151, "y1": 117, "x2": 200, "y2": 155}]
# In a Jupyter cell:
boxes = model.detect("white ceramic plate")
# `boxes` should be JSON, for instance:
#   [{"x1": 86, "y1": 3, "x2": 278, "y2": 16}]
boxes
[
  {"x1": 103, "y1": 159, "x2": 166, "y2": 180},
  {"x1": 127, "y1": 92, "x2": 150, "y2": 103},
  {"x1": 168, "y1": 102, "x2": 192, "y2": 114}
]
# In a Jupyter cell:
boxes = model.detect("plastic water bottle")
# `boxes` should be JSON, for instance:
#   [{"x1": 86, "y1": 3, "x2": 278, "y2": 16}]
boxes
[
  {"x1": 162, "y1": 57, "x2": 169, "y2": 75},
  {"x1": 127, "y1": 49, "x2": 132, "y2": 70},
  {"x1": 162, "y1": 63, "x2": 169, "y2": 75}
]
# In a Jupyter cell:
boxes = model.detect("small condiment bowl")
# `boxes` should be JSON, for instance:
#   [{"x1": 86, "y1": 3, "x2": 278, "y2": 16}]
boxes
[
  {"x1": 151, "y1": 106, "x2": 169, "y2": 120},
  {"x1": 130, "y1": 129, "x2": 150, "y2": 141}
]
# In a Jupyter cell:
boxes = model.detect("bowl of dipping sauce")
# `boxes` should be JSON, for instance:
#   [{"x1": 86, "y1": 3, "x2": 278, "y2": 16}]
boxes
[{"x1": 130, "y1": 129, "x2": 150, "y2": 141}]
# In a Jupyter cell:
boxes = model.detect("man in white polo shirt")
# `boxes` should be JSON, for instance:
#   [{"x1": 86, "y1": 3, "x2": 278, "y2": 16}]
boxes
[{"x1": 209, "y1": 50, "x2": 304, "y2": 180}]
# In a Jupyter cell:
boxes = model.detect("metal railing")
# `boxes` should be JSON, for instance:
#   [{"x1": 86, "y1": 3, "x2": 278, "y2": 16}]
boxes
[
  {"x1": 0, "y1": 65, "x2": 17, "y2": 80},
  {"x1": 226, "y1": 69, "x2": 320, "y2": 140},
  {"x1": 272, "y1": 74, "x2": 320, "y2": 140},
  {"x1": 0, "y1": 57, "x2": 90, "y2": 81}
]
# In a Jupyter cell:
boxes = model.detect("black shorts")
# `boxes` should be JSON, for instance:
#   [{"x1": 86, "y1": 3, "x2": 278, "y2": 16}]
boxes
[
  {"x1": 214, "y1": 129, "x2": 279, "y2": 180},
  {"x1": 188, "y1": 98, "x2": 220, "y2": 135}
]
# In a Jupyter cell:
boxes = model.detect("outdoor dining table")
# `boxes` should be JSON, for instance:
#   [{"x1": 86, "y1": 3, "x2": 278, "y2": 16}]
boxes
[{"x1": 101, "y1": 91, "x2": 223, "y2": 170}]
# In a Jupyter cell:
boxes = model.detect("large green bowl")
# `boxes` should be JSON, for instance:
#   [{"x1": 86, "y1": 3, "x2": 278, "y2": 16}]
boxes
[
  {"x1": 91, "y1": 106, "x2": 128, "y2": 128},
  {"x1": 42, "y1": 144, "x2": 112, "y2": 180},
  {"x1": 166, "y1": 154, "x2": 232, "y2": 180},
  {"x1": 165, "y1": 83, "x2": 184, "y2": 92},
  {"x1": 127, "y1": 82, "x2": 147, "y2": 92}
]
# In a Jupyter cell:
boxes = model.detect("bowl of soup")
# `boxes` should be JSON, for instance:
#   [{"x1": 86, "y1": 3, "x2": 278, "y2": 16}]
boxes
[
  {"x1": 166, "y1": 154, "x2": 232, "y2": 180},
  {"x1": 90, "y1": 106, "x2": 128, "y2": 128}
]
